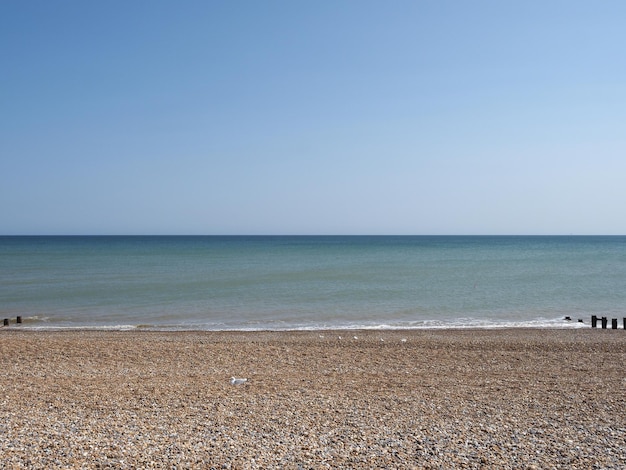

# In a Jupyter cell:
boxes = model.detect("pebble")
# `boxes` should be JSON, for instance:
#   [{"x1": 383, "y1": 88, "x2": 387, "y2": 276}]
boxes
[{"x1": 0, "y1": 329, "x2": 624, "y2": 468}]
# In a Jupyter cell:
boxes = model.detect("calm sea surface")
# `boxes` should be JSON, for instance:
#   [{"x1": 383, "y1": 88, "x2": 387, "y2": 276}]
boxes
[{"x1": 1, "y1": 236, "x2": 625, "y2": 330}]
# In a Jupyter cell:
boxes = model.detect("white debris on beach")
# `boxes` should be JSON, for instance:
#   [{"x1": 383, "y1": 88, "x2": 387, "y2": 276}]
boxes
[{"x1": 230, "y1": 377, "x2": 248, "y2": 385}]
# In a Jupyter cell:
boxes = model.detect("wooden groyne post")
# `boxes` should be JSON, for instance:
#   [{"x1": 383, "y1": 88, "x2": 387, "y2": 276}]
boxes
[
  {"x1": 2, "y1": 317, "x2": 23, "y2": 327},
  {"x1": 592, "y1": 315, "x2": 626, "y2": 330}
]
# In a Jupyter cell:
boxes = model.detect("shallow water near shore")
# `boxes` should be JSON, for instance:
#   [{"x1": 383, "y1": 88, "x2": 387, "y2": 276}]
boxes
[{"x1": 1, "y1": 235, "x2": 625, "y2": 330}]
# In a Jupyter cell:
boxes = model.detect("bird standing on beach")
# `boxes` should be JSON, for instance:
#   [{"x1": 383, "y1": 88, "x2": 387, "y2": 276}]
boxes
[{"x1": 230, "y1": 377, "x2": 248, "y2": 385}]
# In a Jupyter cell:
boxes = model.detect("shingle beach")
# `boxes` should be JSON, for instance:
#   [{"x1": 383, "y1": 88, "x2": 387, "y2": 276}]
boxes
[{"x1": 1, "y1": 329, "x2": 624, "y2": 469}]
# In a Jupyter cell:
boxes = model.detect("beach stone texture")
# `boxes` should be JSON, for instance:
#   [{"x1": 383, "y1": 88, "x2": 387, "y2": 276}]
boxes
[{"x1": 0, "y1": 329, "x2": 624, "y2": 468}]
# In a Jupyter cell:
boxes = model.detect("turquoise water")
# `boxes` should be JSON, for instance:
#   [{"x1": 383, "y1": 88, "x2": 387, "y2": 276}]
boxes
[{"x1": 1, "y1": 236, "x2": 625, "y2": 330}]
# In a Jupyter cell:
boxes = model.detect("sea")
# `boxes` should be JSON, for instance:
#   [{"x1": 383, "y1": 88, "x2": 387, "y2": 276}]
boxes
[{"x1": 1, "y1": 236, "x2": 625, "y2": 331}]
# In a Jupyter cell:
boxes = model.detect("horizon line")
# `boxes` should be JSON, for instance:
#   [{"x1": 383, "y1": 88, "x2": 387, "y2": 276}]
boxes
[{"x1": 2, "y1": 234, "x2": 624, "y2": 237}]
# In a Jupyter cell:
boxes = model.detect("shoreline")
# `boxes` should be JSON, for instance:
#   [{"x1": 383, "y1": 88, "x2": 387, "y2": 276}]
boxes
[
  {"x1": 0, "y1": 317, "x2": 595, "y2": 332},
  {"x1": 1, "y1": 328, "x2": 625, "y2": 468}
]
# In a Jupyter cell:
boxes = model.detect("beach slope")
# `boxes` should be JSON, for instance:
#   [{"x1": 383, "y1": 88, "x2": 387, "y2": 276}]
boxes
[{"x1": 1, "y1": 329, "x2": 624, "y2": 468}]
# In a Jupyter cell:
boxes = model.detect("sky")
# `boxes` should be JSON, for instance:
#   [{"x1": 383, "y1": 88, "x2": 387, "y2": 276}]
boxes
[{"x1": 2, "y1": 1, "x2": 625, "y2": 235}]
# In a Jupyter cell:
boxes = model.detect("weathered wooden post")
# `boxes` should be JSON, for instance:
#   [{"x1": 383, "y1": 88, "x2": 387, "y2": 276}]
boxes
[
  {"x1": 612, "y1": 318, "x2": 618, "y2": 329},
  {"x1": 623, "y1": 318, "x2": 626, "y2": 330},
  {"x1": 16, "y1": 316, "x2": 22, "y2": 324},
  {"x1": 601, "y1": 317, "x2": 608, "y2": 329},
  {"x1": 591, "y1": 315, "x2": 598, "y2": 328},
  {"x1": 3, "y1": 318, "x2": 8, "y2": 326}
]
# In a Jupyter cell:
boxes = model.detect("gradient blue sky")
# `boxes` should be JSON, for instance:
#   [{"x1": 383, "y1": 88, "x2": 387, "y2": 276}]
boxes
[{"x1": 2, "y1": 1, "x2": 625, "y2": 235}]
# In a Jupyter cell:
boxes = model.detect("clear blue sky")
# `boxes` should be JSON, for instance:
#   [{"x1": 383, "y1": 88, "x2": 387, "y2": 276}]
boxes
[{"x1": 2, "y1": 1, "x2": 625, "y2": 235}]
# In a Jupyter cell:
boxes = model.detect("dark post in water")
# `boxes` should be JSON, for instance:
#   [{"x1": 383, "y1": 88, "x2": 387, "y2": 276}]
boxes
[
  {"x1": 3, "y1": 318, "x2": 8, "y2": 326},
  {"x1": 591, "y1": 315, "x2": 598, "y2": 328},
  {"x1": 16, "y1": 316, "x2": 22, "y2": 324},
  {"x1": 601, "y1": 317, "x2": 608, "y2": 329},
  {"x1": 611, "y1": 318, "x2": 618, "y2": 329}
]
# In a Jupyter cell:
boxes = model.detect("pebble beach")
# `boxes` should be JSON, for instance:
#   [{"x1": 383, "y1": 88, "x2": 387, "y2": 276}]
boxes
[{"x1": 1, "y1": 328, "x2": 625, "y2": 469}]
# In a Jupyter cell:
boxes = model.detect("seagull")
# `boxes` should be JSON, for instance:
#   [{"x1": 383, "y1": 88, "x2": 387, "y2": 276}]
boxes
[{"x1": 230, "y1": 377, "x2": 248, "y2": 385}]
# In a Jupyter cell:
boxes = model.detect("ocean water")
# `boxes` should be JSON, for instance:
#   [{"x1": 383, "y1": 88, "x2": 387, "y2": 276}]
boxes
[{"x1": 1, "y1": 236, "x2": 625, "y2": 330}]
